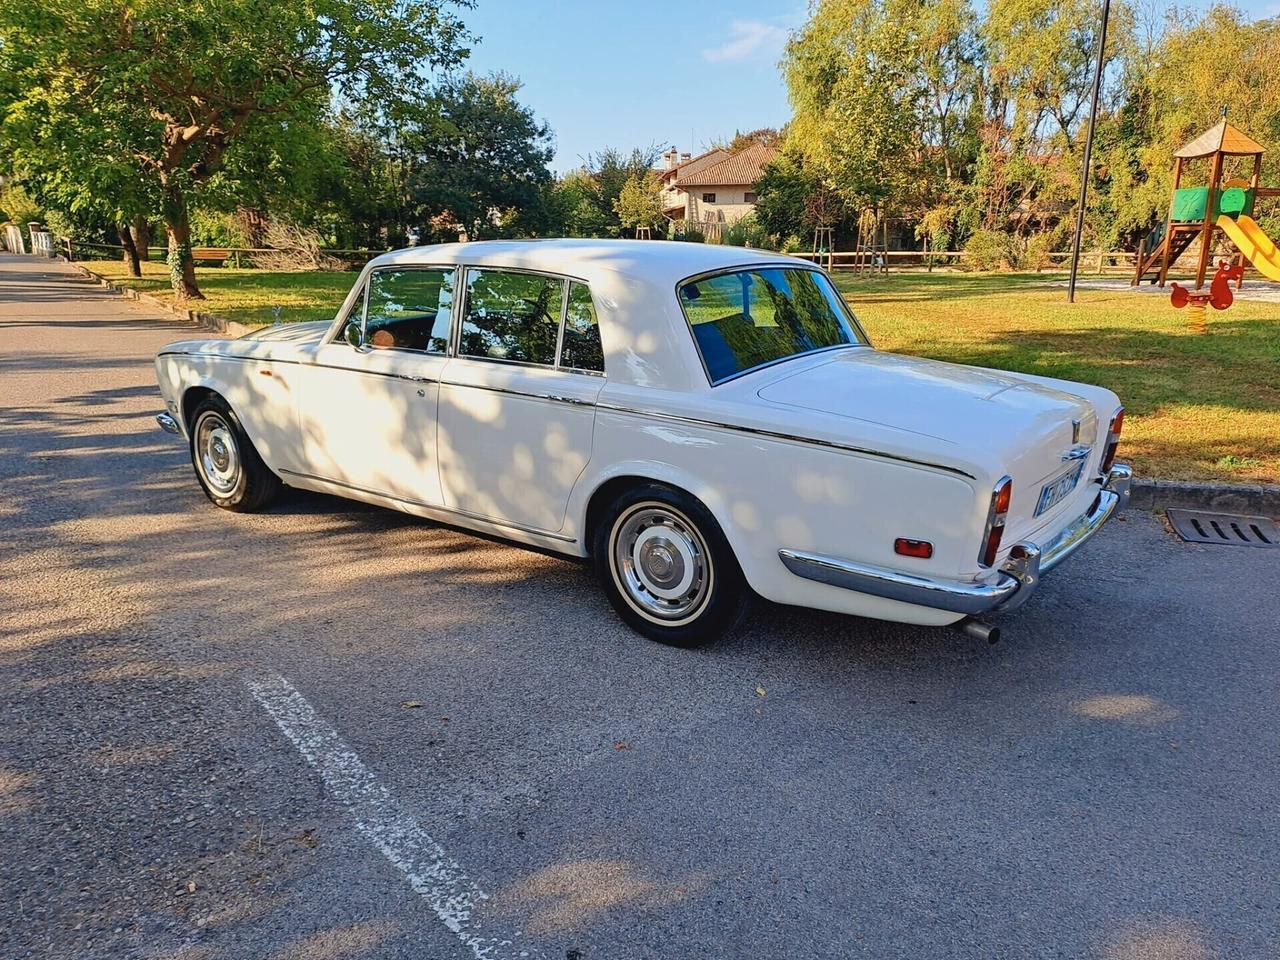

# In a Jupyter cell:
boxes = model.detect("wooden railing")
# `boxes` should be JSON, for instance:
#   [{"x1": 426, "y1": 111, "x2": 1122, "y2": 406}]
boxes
[{"x1": 59, "y1": 239, "x2": 389, "y2": 268}]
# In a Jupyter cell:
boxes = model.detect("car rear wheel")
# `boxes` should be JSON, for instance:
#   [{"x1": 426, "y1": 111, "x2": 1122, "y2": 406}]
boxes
[
  {"x1": 189, "y1": 395, "x2": 281, "y2": 512},
  {"x1": 593, "y1": 484, "x2": 750, "y2": 646}
]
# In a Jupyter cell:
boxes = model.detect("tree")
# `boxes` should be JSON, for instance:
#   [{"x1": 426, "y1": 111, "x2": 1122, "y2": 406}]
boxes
[
  {"x1": 753, "y1": 151, "x2": 825, "y2": 244},
  {"x1": 0, "y1": 0, "x2": 469, "y2": 298},
  {"x1": 728, "y1": 127, "x2": 785, "y2": 152},
  {"x1": 613, "y1": 173, "x2": 664, "y2": 235},
  {"x1": 408, "y1": 72, "x2": 554, "y2": 241},
  {"x1": 782, "y1": 0, "x2": 934, "y2": 213},
  {"x1": 579, "y1": 146, "x2": 665, "y2": 236}
]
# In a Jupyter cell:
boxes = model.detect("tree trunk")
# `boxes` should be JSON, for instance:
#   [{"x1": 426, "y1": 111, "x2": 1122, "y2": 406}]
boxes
[
  {"x1": 132, "y1": 215, "x2": 150, "y2": 261},
  {"x1": 161, "y1": 180, "x2": 203, "y2": 300},
  {"x1": 117, "y1": 223, "x2": 142, "y2": 278},
  {"x1": 235, "y1": 206, "x2": 268, "y2": 247}
]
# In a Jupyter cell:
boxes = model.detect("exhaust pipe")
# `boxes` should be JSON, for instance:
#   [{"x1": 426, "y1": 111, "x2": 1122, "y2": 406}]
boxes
[{"x1": 954, "y1": 617, "x2": 1001, "y2": 645}]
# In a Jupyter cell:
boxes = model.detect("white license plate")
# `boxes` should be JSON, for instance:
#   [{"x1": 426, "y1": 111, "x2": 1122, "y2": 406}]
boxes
[{"x1": 1035, "y1": 461, "x2": 1085, "y2": 517}]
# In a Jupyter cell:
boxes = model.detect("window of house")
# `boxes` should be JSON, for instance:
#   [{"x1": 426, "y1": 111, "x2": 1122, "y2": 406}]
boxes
[
  {"x1": 560, "y1": 282, "x2": 605, "y2": 373},
  {"x1": 744, "y1": 192, "x2": 757, "y2": 203},
  {"x1": 364, "y1": 268, "x2": 454, "y2": 353},
  {"x1": 460, "y1": 269, "x2": 564, "y2": 365},
  {"x1": 702, "y1": 192, "x2": 716, "y2": 204}
]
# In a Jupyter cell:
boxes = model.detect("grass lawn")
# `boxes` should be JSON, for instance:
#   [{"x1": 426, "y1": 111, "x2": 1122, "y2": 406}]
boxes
[
  {"x1": 833, "y1": 271, "x2": 1280, "y2": 485},
  {"x1": 82, "y1": 259, "x2": 1280, "y2": 484},
  {"x1": 84, "y1": 259, "x2": 355, "y2": 326}
]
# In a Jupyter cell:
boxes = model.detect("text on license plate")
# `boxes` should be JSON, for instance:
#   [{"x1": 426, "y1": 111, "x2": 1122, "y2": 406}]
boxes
[{"x1": 1035, "y1": 461, "x2": 1085, "y2": 517}]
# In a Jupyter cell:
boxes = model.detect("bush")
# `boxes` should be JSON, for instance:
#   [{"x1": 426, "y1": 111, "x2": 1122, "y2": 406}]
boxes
[
  {"x1": 676, "y1": 226, "x2": 706, "y2": 243},
  {"x1": 723, "y1": 213, "x2": 771, "y2": 248},
  {"x1": 962, "y1": 229, "x2": 1017, "y2": 271},
  {"x1": 1019, "y1": 232, "x2": 1058, "y2": 271}
]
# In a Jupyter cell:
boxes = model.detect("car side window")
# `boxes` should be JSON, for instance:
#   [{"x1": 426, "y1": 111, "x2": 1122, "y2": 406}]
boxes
[
  {"x1": 460, "y1": 269, "x2": 564, "y2": 366},
  {"x1": 365, "y1": 268, "x2": 454, "y2": 353},
  {"x1": 337, "y1": 281, "x2": 367, "y2": 345},
  {"x1": 560, "y1": 282, "x2": 604, "y2": 374}
]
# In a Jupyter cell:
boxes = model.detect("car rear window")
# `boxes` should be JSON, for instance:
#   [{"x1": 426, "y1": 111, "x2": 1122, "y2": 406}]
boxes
[{"x1": 677, "y1": 267, "x2": 864, "y2": 384}]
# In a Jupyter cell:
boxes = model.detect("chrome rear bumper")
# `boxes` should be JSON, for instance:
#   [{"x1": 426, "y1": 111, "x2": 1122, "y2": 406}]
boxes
[{"x1": 778, "y1": 463, "x2": 1132, "y2": 617}]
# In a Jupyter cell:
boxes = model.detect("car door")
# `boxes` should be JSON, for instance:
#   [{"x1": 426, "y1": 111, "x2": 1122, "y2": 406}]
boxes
[
  {"x1": 298, "y1": 266, "x2": 455, "y2": 505},
  {"x1": 438, "y1": 269, "x2": 605, "y2": 533}
]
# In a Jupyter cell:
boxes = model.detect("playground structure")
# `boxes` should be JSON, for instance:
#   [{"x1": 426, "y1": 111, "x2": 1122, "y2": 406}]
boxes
[{"x1": 1132, "y1": 119, "x2": 1280, "y2": 290}]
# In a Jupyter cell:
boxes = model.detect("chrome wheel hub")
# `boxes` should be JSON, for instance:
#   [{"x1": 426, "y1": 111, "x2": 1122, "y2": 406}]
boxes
[
  {"x1": 611, "y1": 503, "x2": 713, "y2": 624},
  {"x1": 195, "y1": 413, "x2": 240, "y2": 495}
]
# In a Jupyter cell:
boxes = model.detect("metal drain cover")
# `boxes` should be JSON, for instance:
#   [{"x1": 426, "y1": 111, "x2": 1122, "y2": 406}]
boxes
[{"x1": 1167, "y1": 509, "x2": 1280, "y2": 548}]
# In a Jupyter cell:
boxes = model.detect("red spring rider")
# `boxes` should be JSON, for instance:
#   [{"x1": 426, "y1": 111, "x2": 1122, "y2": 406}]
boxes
[{"x1": 1170, "y1": 260, "x2": 1244, "y2": 333}]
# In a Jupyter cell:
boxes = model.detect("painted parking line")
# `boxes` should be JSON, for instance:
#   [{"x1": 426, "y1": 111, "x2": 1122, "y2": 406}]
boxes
[{"x1": 245, "y1": 672, "x2": 538, "y2": 960}]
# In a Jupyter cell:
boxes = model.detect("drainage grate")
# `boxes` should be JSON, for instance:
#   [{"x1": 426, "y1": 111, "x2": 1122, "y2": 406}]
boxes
[{"x1": 1167, "y1": 509, "x2": 1280, "y2": 549}]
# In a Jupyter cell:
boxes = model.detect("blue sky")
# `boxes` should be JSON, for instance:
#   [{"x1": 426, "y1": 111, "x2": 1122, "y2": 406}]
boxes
[{"x1": 461, "y1": 0, "x2": 1276, "y2": 175}]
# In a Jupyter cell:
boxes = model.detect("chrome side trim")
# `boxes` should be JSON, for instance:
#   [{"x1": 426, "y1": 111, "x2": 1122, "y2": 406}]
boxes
[
  {"x1": 778, "y1": 462, "x2": 1132, "y2": 616},
  {"x1": 778, "y1": 549, "x2": 1021, "y2": 616},
  {"x1": 440, "y1": 380, "x2": 598, "y2": 407},
  {"x1": 276, "y1": 468, "x2": 577, "y2": 543},
  {"x1": 594, "y1": 403, "x2": 975, "y2": 479},
  {"x1": 155, "y1": 412, "x2": 180, "y2": 435}
]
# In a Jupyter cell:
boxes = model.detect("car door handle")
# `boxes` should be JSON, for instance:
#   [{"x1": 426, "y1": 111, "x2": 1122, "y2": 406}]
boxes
[
  {"x1": 401, "y1": 374, "x2": 433, "y2": 383},
  {"x1": 542, "y1": 393, "x2": 592, "y2": 406}
]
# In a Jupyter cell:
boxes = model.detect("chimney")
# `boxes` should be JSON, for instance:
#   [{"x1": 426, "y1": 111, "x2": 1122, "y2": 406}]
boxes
[
  {"x1": 681, "y1": 152, "x2": 691, "y2": 163},
  {"x1": 663, "y1": 147, "x2": 680, "y2": 171}
]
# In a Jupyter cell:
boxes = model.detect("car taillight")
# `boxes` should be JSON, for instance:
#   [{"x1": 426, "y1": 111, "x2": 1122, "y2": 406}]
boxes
[
  {"x1": 979, "y1": 476, "x2": 1013, "y2": 567},
  {"x1": 1101, "y1": 408, "x2": 1124, "y2": 472}
]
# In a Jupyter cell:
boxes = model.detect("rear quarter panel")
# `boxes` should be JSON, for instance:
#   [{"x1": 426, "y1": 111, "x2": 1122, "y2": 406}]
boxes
[{"x1": 569, "y1": 391, "x2": 987, "y2": 626}]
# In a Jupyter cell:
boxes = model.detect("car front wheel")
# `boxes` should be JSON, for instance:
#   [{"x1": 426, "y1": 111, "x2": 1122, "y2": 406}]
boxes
[
  {"x1": 593, "y1": 484, "x2": 750, "y2": 647},
  {"x1": 188, "y1": 395, "x2": 281, "y2": 512}
]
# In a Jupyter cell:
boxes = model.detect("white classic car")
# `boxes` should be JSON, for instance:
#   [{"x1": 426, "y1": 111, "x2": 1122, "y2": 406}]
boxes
[{"x1": 154, "y1": 240, "x2": 1130, "y2": 646}]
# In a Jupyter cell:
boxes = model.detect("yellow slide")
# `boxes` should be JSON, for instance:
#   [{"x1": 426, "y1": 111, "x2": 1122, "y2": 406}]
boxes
[{"x1": 1216, "y1": 214, "x2": 1280, "y2": 281}]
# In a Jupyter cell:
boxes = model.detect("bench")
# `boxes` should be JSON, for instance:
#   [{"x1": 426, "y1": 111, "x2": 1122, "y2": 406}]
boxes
[{"x1": 190, "y1": 247, "x2": 234, "y2": 266}]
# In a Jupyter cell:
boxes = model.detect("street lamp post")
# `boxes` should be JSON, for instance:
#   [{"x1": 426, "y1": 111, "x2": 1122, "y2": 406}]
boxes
[{"x1": 1067, "y1": 0, "x2": 1113, "y2": 303}]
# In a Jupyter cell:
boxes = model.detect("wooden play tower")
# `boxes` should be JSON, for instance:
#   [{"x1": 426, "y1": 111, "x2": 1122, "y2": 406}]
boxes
[{"x1": 1132, "y1": 119, "x2": 1276, "y2": 289}]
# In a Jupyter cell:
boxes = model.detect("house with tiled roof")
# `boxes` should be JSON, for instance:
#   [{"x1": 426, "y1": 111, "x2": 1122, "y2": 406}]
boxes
[{"x1": 658, "y1": 142, "x2": 778, "y2": 227}]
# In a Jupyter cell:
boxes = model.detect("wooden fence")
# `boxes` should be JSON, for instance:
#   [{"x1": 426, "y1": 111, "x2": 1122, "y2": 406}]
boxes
[
  {"x1": 60, "y1": 238, "x2": 389, "y2": 268},
  {"x1": 54, "y1": 234, "x2": 1141, "y2": 275}
]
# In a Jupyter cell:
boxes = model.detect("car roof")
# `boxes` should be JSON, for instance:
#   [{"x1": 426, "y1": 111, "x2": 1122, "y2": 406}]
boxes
[{"x1": 367, "y1": 238, "x2": 814, "y2": 287}]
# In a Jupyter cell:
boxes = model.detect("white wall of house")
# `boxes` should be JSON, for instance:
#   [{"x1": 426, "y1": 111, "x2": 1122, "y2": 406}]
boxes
[{"x1": 684, "y1": 187, "x2": 758, "y2": 224}]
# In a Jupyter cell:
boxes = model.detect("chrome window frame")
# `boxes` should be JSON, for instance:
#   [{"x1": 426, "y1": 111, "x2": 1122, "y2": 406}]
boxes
[
  {"x1": 358, "y1": 264, "x2": 459, "y2": 356},
  {"x1": 455, "y1": 266, "x2": 606, "y2": 377},
  {"x1": 674, "y1": 262, "x2": 872, "y2": 388},
  {"x1": 558, "y1": 280, "x2": 606, "y2": 377}
]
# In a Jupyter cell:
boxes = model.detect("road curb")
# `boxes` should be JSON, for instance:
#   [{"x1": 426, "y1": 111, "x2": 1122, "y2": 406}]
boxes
[
  {"x1": 1130, "y1": 478, "x2": 1280, "y2": 517},
  {"x1": 71, "y1": 262, "x2": 264, "y2": 338}
]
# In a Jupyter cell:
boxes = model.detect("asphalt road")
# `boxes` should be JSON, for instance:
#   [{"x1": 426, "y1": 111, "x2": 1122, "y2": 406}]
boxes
[{"x1": 2, "y1": 253, "x2": 1278, "y2": 960}]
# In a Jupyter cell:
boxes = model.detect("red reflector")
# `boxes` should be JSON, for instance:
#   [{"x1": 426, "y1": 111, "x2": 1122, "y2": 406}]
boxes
[
  {"x1": 982, "y1": 524, "x2": 1005, "y2": 567},
  {"x1": 895, "y1": 538, "x2": 933, "y2": 559},
  {"x1": 1101, "y1": 408, "x2": 1124, "y2": 472}
]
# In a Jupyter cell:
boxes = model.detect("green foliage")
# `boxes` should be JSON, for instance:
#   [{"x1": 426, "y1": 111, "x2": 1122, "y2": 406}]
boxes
[
  {"x1": 753, "y1": 152, "x2": 825, "y2": 243},
  {"x1": 783, "y1": 0, "x2": 931, "y2": 212},
  {"x1": 675, "y1": 226, "x2": 706, "y2": 243},
  {"x1": 962, "y1": 229, "x2": 1018, "y2": 270},
  {"x1": 0, "y1": 0, "x2": 470, "y2": 296},
  {"x1": 0, "y1": 184, "x2": 41, "y2": 226},
  {"x1": 613, "y1": 172, "x2": 664, "y2": 231},
  {"x1": 408, "y1": 72, "x2": 554, "y2": 241},
  {"x1": 722, "y1": 214, "x2": 771, "y2": 249}
]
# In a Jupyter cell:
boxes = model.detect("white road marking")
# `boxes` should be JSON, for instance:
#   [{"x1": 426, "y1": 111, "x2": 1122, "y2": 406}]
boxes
[{"x1": 245, "y1": 672, "x2": 538, "y2": 960}]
